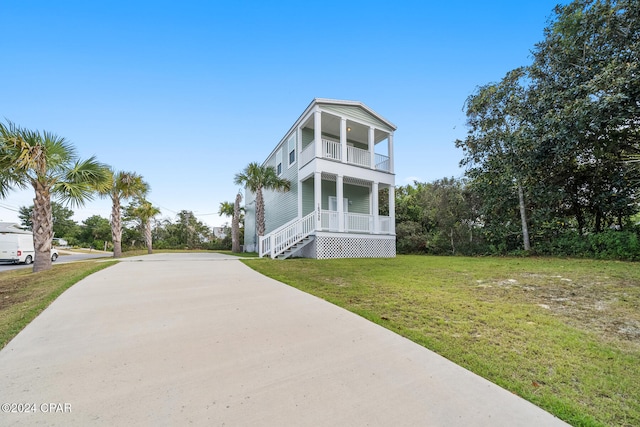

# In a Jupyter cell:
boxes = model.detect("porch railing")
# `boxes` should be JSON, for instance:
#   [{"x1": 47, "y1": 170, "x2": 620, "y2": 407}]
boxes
[
  {"x1": 300, "y1": 139, "x2": 390, "y2": 172},
  {"x1": 320, "y1": 211, "x2": 393, "y2": 234},
  {"x1": 375, "y1": 153, "x2": 390, "y2": 172},
  {"x1": 347, "y1": 145, "x2": 371, "y2": 168},
  {"x1": 322, "y1": 139, "x2": 341, "y2": 160},
  {"x1": 378, "y1": 216, "x2": 391, "y2": 233},
  {"x1": 320, "y1": 210, "x2": 339, "y2": 230}
]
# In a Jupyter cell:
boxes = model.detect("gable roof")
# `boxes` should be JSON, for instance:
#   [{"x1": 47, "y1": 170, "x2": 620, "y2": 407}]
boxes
[
  {"x1": 262, "y1": 98, "x2": 396, "y2": 166},
  {"x1": 306, "y1": 98, "x2": 397, "y2": 131}
]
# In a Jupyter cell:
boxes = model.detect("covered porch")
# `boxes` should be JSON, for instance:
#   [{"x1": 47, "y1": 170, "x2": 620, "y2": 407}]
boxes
[
  {"x1": 298, "y1": 109, "x2": 394, "y2": 173},
  {"x1": 301, "y1": 172, "x2": 395, "y2": 235}
]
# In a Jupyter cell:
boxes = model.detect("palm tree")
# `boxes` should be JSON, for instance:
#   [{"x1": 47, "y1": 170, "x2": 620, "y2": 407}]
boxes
[
  {"x1": 234, "y1": 162, "x2": 290, "y2": 237},
  {"x1": 99, "y1": 170, "x2": 149, "y2": 258},
  {"x1": 0, "y1": 120, "x2": 109, "y2": 272},
  {"x1": 127, "y1": 198, "x2": 161, "y2": 254},
  {"x1": 232, "y1": 192, "x2": 243, "y2": 253},
  {"x1": 218, "y1": 201, "x2": 234, "y2": 218},
  {"x1": 219, "y1": 196, "x2": 244, "y2": 252}
]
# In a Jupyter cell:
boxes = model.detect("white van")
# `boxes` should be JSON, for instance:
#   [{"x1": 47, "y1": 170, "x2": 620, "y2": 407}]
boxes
[
  {"x1": 0, "y1": 223, "x2": 59, "y2": 264},
  {"x1": 0, "y1": 232, "x2": 36, "y2": 264}
]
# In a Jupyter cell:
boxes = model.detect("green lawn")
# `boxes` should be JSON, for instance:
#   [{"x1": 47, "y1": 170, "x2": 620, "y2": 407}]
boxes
[{"x1": 243, "y1": 255, "x2": 640, "y2": 427}]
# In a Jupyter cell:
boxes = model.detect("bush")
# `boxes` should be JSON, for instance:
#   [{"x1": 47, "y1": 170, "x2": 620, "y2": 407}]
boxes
[{"x1": 533, "y1": 229, "x2": 640, "y2": 261}]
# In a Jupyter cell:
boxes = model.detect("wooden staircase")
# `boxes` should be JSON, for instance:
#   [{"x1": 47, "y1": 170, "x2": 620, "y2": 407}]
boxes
[
  {"x1": 275, "y1": 235, "x2": 314, "y2": 259},
  {"x1": 259, "y1": 212, "x2": 316, "y2": 259}
]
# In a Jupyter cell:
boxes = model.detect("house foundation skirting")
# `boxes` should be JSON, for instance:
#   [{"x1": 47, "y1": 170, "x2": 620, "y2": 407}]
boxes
[{"x1": 300, "y1": 232, "x2": 396, "y2": 259}]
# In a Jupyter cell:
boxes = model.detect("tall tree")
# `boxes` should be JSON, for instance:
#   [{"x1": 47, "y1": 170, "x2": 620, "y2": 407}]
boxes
[
  {"x1": 394, "y1": 179, "x2": 478, "y2": 255},
  {"x1": 175, "y1": 210, "x2": 211, "y2": 248},
  {"x1": 99, "y1": 170, "x2": 148, "y2": 258},
  {"x1": 218, "y1": 201, "x2": 234, "y2": 219},
  {"x1": 219, "y1": 196, "x2": 244, "y2": 253},
  {"x1": 528, "y1": 0, "x2": 640, "y2": 233},
  {"x1": 232, "y1": 192, "x2": 243, "y2": 253},
  {"x1": 125, "y1": 198, "x2": 161, "y2": 254},
  {"x1": 79, "y1": 215, "x2": 112, "y2": 249},
  {"x1": 19, "y1": 202, "x2": 78, "y2": 239},
  {"x1": 234, "y1": 162, "x2": 290, "y2": 237},
  {"x1": 456, "y1": 68, "x2": 533, "y2": 250},
  {"x1": 0, "y1": 121, "x2": 109, "y2": 272}
]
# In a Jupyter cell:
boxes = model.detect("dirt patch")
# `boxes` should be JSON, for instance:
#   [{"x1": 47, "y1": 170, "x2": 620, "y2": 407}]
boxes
[{"x1": 474, "y1": 272, "x2": 640, "y2": 348}]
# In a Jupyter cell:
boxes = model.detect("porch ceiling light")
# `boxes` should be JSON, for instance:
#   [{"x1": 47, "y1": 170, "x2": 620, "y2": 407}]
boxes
[{"x1": 347, "y1": 127, "x2": 351, "y2": 132}]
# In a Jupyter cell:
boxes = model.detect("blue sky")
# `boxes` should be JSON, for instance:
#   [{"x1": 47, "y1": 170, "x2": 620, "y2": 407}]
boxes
[{"x1": 0, "y1": 0, "x2": 564, "y2": 227}]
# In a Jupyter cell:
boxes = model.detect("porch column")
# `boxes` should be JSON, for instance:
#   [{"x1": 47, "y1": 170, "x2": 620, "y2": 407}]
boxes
[
  {"x1": 314, "y1": 171, "x2": 322, "y2": 230},
  {"x1": 372, "y1": 181, "x2": 379, "y2": 234},
  {"x1": 340, "y1": 118, "x2": 348, "y2": 163},
  {"x1": 369, "y1": 126, "x2": 375, "y2": 169},
  {"x1": 314, "y1": 109, "x2": 322, "y2": 159},
  {"x1": 389, "y1": 185, "x2": 396, "y2": 234},
  {"x1": 337, "y1": 174, "x2": 344, "y2": 232},
  {"x1": 298, "y1": 179, "x2": 303, "y2": 220},
  {"x1": 297, "y1": 128, "x2": 303, "y2": 218},
  {"x1": 388, "y1": 133, "x2": 394, "y2": 173},
  {"x1": 296, "y1": 127, "x2": 302, "y2": 170}
]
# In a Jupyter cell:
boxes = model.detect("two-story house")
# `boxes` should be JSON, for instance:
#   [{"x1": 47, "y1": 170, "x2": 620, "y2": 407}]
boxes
[{"x1": 244, "y1": 98, "x2": 396, "y2": 259}]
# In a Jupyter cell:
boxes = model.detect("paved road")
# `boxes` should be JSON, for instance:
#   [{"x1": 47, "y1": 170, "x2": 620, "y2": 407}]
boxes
[
  {"x1": 0, "y1": 253, "x2": 569, "y2": 426},
  {"x1": 0, "y1": 250, "x2": 111, "y2": 272}
]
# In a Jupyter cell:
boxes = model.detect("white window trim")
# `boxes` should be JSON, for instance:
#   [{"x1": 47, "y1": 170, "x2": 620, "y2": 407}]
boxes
[
  {"x1": 287, "y1": 134, "x2": 296, "y2": 168},
  {"x1": 276, "y1": 148, "x2": 283, "y2": 176}
]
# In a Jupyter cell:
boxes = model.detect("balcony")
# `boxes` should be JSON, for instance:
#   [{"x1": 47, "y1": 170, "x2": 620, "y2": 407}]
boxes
[{"x1": 300, "y1": 139, "x2": 390, "y2": 172}]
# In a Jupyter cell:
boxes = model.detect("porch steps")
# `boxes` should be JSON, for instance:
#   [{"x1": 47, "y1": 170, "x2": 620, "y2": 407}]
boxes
[{"x1": 276, "y1": 236, "x2": 314, "y2": 260}]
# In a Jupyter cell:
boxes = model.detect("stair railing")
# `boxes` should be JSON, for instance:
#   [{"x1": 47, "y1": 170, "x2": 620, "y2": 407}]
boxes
[{"x1": 259, "y1": 212, "x2": 316, "y2": 258}]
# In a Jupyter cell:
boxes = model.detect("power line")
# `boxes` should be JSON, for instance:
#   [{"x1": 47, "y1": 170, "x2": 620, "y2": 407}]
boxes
[{"x1": 0, "y1": 202, "x2": 20, "y2": 213}]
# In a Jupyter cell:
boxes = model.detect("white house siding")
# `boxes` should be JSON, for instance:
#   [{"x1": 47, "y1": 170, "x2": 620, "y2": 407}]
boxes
[
  {"x1": 344, "y1": 183, "x2": 370, "y2": 214},
  {"x1": 301, "y1": 128, "x2": 314, "y2": 150},
  {"x1": 320, "y1": 179, "x2": 336, "y2": 210},
  {"x1": 302, "y1": 178, "x2": 314, "y2": 216}
]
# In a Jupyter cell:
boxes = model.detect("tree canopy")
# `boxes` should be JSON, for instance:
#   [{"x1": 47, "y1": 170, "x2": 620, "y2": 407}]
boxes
[
  {"x1": 0, "y1": 120, "x2": 109, "y2": 271},
  {"x1": 454, "y1": 0, "x2": 639, "y2": 255}
]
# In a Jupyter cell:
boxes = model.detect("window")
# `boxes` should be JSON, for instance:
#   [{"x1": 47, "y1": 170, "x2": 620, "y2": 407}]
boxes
[
  {"x1": 288, "y1": 134, "x2": 296, "y2": 167},
  {"x1": 276, "y1": 148, "x2": 282, "y2": 176}
]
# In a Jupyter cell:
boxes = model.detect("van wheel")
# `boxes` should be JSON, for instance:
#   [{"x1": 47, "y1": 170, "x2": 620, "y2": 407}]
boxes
[
  {"x1": 51, "y1": 253, "x2": 58, "y2": 262},
  {"x1": 24, "y1": 255, "x2": 33, "y2": 265}
]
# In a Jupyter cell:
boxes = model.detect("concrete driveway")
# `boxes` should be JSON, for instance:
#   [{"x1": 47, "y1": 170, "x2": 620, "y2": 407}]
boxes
[{"x1": 0, "y1": 253, "x2": 568, "y2": 426}]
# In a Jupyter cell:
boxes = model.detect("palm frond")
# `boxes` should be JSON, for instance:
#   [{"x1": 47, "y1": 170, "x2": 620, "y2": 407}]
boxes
[
  {"x1": 53, "y1": 157, "x2": 111, "y2": 206},
  {"x1": 54, "y1": 182, "x2": 96, "y2": 208},
  {"x1": 114, "y1": 170, "x2": 149, "y2": 198},
  {"x1": 41, "y1": 130, "x2": 76, "y2": 171}
]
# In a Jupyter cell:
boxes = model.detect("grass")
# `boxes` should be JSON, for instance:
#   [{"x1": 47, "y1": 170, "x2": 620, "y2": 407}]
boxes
[
  {"x1": 0, "y1": 261, "x2": 116, "y2": 349},
  {"x1": 243, "y1": 255, "x2": 640, "y2": 427}
]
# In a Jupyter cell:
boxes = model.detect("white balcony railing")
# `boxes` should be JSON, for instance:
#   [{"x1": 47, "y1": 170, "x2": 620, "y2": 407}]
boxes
[
  {"x1": 347, "y1": 145, "x2": 371, "y2": 168},
  {"x1": 375, "y1": 153, "x2": 390, "y2": 172},
  {"x1": 301, "y1": 139, "x2": 390, "y2": 172},
  {"x1": 322, "y1": 139, "x2": 341, "y2": 161}
]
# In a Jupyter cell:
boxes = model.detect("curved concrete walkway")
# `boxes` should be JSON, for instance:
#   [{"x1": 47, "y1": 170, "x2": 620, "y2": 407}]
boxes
[{"x1": 0, "y1": 253, "x2": 569, "y2": 426}]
